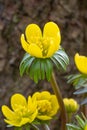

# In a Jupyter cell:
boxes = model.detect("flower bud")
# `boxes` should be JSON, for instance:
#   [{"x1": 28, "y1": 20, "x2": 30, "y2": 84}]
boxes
[{"x1": 63, "y1": 98, "x2": 79, "y2": 113}]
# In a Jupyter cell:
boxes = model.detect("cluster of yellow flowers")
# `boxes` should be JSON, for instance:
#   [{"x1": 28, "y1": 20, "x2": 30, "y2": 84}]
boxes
[
  {"x1": 2, "y1": 21, "x2": 87, "y2": 130},
  {"x1": 2, "y1": 91, "x2": 59, "y2": 127}
]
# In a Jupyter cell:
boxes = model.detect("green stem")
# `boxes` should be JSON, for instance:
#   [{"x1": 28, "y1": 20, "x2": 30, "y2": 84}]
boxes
[
  {"x1": 50, "y1": 72, "x2": 67, "y2": 130},
  {"x1": 67, "y1": 113, "x2": 72, "y2": 123}
]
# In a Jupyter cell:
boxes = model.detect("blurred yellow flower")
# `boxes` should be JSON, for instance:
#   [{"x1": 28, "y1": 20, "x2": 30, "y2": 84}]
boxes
[
  {"x1": 75, "y1": 53, "x2": 87, "y2": 74},
  {"x1": 85, "y1": 124, "x2": 87, "y2": 130},
  {"x1": 21, "y1": 22, "x2": 61, "y2": 58},
  {"x1": 2, "y1": 94, "x2": 37, "y2": 127},
  {"x1": 63, "y1": 98, "x2": 79, "y2": 113},
  {"x1": 32, "y1": 91, "x2": 59, "y2": 120}
]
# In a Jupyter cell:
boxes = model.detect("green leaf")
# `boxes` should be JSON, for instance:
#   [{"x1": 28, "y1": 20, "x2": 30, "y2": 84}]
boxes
[
  {"x1": 66, "y1": 124, "x2": 81, "y2": 130},
  {"x1": 67, "y1": 74, "x2": 82, "y2": 84},
  {"x1": 31, "y1": 124, "x2": 40, "y2": 130},
  {"x1": 7, "y1": 125, "x2": 13, "y2": 127},
  {"x1": 52, "y1": 54, "x2": 66, "y2": 70},
  {"x1": 20, "y1": 53, "x2": 31, "y2": 64},
  {"x1": 76, "y1": 115, "x2": 85, "y2": 129},
  {"x1": 74, "y1": 87, "x2": 87, "y2": 95},
  {"x1": 55, "y1": 49, "x2": 69, "y2": 65},
  {"x1": 40, "y1": 60, "x2": 45, "y2": 80},
  {"x1": 20, "y1": 53, "x2": 54, "y2": 83},
  {"x1": 51, "y1": 48, "x2": 69, "y2": 71},
  {"x1": 29, "y1": 59, "x2": 38, "y2": 82},
  {"x1": 25, "y1": 124, "x2": 30, "y2": 130},
  {"x1": 67, "y1": 73, "x2": 87, "y2": 89},
  {"x1": 81, "y1": 98, "x2": 87, "y2": 105},
  {"x1": 20, "y1": 56, "x2": 35, "y2": 76},
  {"x1": 45, "y1": 59, "x2": 53, "y2": 81},
  {"x1": 33, "y1": 60, "x2": 41, "y2": 83}
]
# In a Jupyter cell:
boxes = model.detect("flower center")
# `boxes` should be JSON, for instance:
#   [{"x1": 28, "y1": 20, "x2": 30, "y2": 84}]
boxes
[
  {"x1": 15, "y1": 105, "x2": 30, "y2": 117},
  {"x1": 30, "y1": 37, "x2": 50, "y2": 57},
  {"x1": 37, "y1": 100, "x2": 52, "y2": 114}
]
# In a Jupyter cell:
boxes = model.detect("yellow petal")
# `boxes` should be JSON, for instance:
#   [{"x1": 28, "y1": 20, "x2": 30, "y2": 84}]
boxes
[
  {"x1": 75, "y1": 53, "x2": 87, "y2": 74},
  {"x1": 20, "y1": 118, "x2": 31, "y2": 126},
  {"x1": 28, "y1": 96, "x2": 37, "y2": 113},
  {"x1": 28, "y1": 44, "x2": 42, "y2": 58},
  {"x1": 4, "y1": 119, "x2": 22, "y2": 127},
  {"x1": 32, "y1": 92, "x2": 41, "y2": 100},
  {"x1": 37, "y1": 115, "x2": 52, "y2": 120},
  {"x1": 43, "y1": 22, "x2": 61, "y2": 48},
  {"x1": 4, "y1": 119, "x2": 18, "y2": 127},
  {"x1": 43, "y1": 22, "x2": 61, "y2": 57},
  {"x1": 21, "y1": 34, "x2": 30, "y2": 53},
  {"x1": 25, "y1": 24, "x2": 42, "y2": 43},
  {"x1": 32, "y1": 91, "x2": 51, "y2": 100},
  {"x1": 4, "y1": 118, "x2": 28, "y2": 127},
  {"x1": 43, "y1": 22, "x2": 60, "y2": 38},
  {"x1": 69, "y1": 99, "x2": 79, "y2": 111},
  {"x1": 2, "y1": 105, "x2": 15, "y2": 120},
  {"x1": 11, "y1": 93, "x2": 27, "y2": 111},
  {"x1": 46, "y1": 40, "x2": 60, "y2": 57},
  {"x1": 40, "y1": 91, "x2": 51, "y2": 100},
  {"x1": 49, "y1": 95, "x2": 59, "y2": 116}
]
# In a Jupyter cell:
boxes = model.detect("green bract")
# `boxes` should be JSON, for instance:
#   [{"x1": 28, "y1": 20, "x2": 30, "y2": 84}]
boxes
[
  {"x1": 20, "y1": 48, "x2": 69, "y2": 83},
  {"x1": 67, "y1": 114, "x2": 87, "y2": 130},
  {"x1": 67, "y1": 74, "x2": 87, "y2": 105}
]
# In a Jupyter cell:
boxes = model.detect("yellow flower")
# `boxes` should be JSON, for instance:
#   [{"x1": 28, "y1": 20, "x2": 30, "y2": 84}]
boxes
[
  {"x1": 74, "y1": 53, "x2": 87, "y2": 74},
  {"x1": 32, "y1": 91, "x2": 59, "y2": 120},
  {"x1": 21, "y1": 22, "x2": 61, "y2": 58},
  {"x1": 2, "y1": 94, "x2": 37, "y2": 127},
  {"x1": 63, "y1": 98, "x2": 79, "y2": 113}
]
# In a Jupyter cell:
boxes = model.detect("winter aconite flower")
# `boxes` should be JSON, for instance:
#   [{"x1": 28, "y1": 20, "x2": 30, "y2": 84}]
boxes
[
  {"x1": 63, "y1": 98, "x2": 79, "y2": 113},
  {"x1": 75, "y1": 53, "x2": 87, "y2": 74},
  {"x1": 2, "y1": 94, "x2": 37, "y2": 127},
  {"x1": 32, "y1": 91, "x2": 59, "y2": 120},
  {"x1": 21, "y1": 22, "x2": 61, "y2": 58},
  {"x1": 20, "y1": 22, "x2": 69, "y2": 83}
]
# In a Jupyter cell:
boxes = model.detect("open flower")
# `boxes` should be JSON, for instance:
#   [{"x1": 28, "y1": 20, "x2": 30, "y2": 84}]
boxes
[
  {"x1": 32, "y1": 91, "x2": 59, "y2": 120},
  {"x1": 63, "y1": 98, "x2": 79, "y2": 113},
  {"x1": 20, "y1": 22, "x2": 69, "y2": 83},
  {"x1": 75, "y1": 53, "x2": 87, "y2": 74},
  {"x1": 21, "y1": 22, "x2": 61, "y2": 58},
  {"x1": 2, "y1": 94, "x2": 37, "y2": 127}
]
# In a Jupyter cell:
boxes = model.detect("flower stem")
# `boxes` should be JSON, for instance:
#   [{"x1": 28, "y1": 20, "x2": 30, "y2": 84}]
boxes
[
  {"x1": 67, "y1": 113, "x2": 72, "y2": 123},
  {"x1": 50, "y1": 72, "x2": 67, "y2": 130}
]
